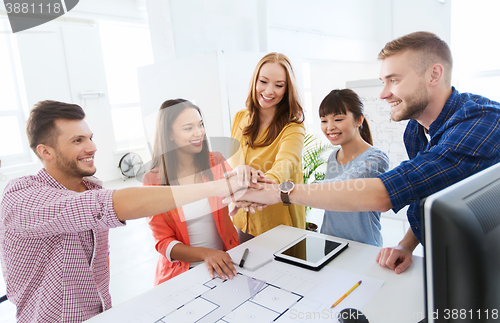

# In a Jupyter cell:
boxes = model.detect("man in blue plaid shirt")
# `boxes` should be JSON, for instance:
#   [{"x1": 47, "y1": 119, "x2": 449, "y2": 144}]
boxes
[{"x1": 230, "y1": 31, "x2": 500, "y2": 274}]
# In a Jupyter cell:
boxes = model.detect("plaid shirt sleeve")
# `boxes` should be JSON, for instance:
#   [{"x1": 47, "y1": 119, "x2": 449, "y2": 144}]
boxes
[
  {"x1": 380, "y1": 105, "x2": 500, "y2": 214},
  {"x1": 1, "y1": 176, "x2": 122, "y2": 238},
  {"x1": 0, "y1": 171, "x2": 125, "y2": 322}
]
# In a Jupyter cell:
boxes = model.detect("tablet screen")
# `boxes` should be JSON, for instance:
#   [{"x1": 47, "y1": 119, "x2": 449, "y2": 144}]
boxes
[{"x1": 281, "y1": 235, "x2": 341, "y2": 263}]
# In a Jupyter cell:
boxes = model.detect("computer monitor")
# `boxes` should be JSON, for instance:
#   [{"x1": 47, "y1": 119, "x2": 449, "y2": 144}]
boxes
[{"x1": 423, "y1": 162, "x2": 500, "y2": 323}]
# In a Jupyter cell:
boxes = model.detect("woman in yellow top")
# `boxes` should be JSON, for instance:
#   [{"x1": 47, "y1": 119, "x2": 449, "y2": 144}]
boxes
[{"x1": 230, "y1": 52, "x2": 306, "y2": 241}]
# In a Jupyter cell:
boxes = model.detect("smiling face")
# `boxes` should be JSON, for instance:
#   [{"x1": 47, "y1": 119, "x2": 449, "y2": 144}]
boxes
[
  {"x1": 256, "y1": 62, "x2": 287, "y2": 112},
  {"x1": 379, "y1": 51, "x2": 431, "y2": 122},
  {"x1": 52, "y1": 119, "x2": 97, "y2": 178},
  {"x1": 320, "y1": 111, "x2": 363, "y2": 146},
  {"x1": 170, "y1": 107, "x2": 205, "y2": 157}
]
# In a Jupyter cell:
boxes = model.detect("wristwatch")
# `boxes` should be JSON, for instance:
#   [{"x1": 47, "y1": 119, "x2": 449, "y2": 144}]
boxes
[{"x1": 279, "y1": 181, "x2": 295, "y2": 206}]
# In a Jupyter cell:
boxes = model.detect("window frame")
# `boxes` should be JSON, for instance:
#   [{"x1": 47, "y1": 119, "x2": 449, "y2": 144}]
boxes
[
  {"x1": 98, "y1": 20, "x2": 153, "y2": 153},
  {"x1": 0, "y1": 20, "x2": 32, "y2": 167}
]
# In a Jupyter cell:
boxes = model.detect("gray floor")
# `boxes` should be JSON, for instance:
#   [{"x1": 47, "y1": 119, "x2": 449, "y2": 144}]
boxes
[{"x1": 0, "y1": 177, "x2": 422, "y2": 322}]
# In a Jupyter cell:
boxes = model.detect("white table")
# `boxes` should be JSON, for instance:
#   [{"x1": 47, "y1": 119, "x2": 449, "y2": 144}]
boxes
[
  {"x1": 87, "y1": 225, "x2": 424, "y2": 323},
  {"x1": 248, "y1": 225, "x2": 425, "y2": 323}
]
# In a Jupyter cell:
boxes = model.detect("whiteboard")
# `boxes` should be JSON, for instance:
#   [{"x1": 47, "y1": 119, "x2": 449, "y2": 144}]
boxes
[{"x1": 347, "y1": 79, "x2": 409, "y2": 170}]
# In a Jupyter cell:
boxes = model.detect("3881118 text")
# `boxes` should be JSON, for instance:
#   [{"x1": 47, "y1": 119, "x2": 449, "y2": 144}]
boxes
[
  {"x1": 431, "y1": 309, "x2": 498, "y2": 320},
  {"x1": 5, "y1": 3, "x2": 63, "y2": 14}
]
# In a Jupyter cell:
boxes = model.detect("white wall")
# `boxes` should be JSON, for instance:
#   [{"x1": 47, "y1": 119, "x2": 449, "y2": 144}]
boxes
[
  {"x1": 146, "y1": 0, "x2": 395, "y2": 61},
  {"x1": 268, "y1": 0, "x2": 392, "y2": 61},
  {"x1": 143, "y1": 0, "x2": 450, "y2": 149},
  {"x1": 392, "y1": 0, "x2": 451, "y2": 42},
  {"x1": 63, "y1": 0, "x2": 147, "y2": 22}
]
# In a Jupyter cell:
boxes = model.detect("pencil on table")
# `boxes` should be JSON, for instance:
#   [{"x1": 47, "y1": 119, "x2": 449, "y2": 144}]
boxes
[{"x1": 331, "y1": 280, "x2": 362, "y2": 308}]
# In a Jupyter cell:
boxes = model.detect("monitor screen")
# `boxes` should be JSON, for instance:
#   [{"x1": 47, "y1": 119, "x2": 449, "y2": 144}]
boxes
[{"x1": 423, "y1": 162, "x2": 500, "y2": 323}]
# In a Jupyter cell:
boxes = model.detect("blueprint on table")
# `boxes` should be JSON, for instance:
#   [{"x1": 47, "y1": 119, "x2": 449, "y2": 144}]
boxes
[
  {"x1": 151, "y1": 273, "x2": 302, "y2": 323},
  {"x1": 120, "y1": 260, "x2": 383, "y2": 323}
]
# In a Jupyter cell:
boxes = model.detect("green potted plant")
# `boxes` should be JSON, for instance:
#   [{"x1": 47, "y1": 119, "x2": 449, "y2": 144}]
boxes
[{"x1": 302, "y1": 133, "x2": 333, "y2": 231}]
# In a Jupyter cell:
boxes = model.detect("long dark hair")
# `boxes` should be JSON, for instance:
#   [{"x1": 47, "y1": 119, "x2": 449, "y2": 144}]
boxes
[
  {"x1": 150, "y1": 99, "x2": 213, "y2": 185},
  {"x1": 319, "y1": 89, "x2": 373, "y2": 145},
  {"x1": 244, "y1": 52, "x2": 304, "y2": 148}
]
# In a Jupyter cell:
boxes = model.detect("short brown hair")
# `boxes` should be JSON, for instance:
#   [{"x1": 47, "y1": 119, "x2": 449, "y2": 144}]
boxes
[
  {"x1": 26, "y1": 100, "x2": 85, "y2": 158},
  {"x1": 244, "y1": 52, "x2": 304, "y2": 148},
  {"x1": 378, "y1": 31, "x2": 453, "y2": 85}
]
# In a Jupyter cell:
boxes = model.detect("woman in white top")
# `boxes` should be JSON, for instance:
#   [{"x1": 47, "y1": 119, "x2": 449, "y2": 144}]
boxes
[{"x1": 143, "y1": 99, "x2": 266, "y2": 284}]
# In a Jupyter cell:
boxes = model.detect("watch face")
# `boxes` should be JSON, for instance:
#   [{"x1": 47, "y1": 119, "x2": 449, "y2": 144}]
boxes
[{"x1": 280, "y1": 181, "x2": 294, "y2": 192}]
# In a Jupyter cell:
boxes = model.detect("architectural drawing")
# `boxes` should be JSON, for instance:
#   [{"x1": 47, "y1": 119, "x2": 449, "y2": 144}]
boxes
[
  {"x1": 128, "y1": 273, "x2": 304, "y2": 323},
  {"x1": 90, "y1": 255, "x2": 383, "y2": 323}
]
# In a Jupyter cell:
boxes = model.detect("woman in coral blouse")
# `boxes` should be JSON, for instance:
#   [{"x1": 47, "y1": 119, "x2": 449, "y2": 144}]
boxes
[
  {"x1": 230, "y1": 52, "x2": 306, "y2": 241},
  {"x1": 143, "y1": 99, "x2": 265, "y2": 285}
]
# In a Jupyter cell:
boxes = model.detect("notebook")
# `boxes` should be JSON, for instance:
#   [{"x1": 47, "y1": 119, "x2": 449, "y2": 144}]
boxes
[{"x1": 227, "y1": 244, "x2": 273, "y2": 271}]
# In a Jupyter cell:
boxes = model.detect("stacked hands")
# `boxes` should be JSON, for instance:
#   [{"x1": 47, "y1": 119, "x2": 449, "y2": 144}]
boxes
[{"x1": 221, "y1": 165, "x2": 275, "y2": 213}]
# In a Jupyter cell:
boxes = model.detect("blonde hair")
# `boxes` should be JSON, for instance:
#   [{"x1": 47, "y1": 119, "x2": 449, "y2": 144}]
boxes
[
  {"x1": 378, "y1": 31, "x2": 453, "y2": 85},
  {"x1": 244, "y1": 52, "x2": 304, "y2": 148}
]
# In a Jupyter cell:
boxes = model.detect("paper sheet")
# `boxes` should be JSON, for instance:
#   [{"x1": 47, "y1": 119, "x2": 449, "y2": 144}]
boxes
[
  {"x1": 245, "y1": 260, "x2": 384, "y2": 317},
  {"x1": 227, "y1": 244, "x2": 274, "y2": 271}
]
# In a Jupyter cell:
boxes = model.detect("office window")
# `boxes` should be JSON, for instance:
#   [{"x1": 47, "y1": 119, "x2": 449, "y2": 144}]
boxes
[
  {"x1": 99, "y1": 21, "x2": 154, "y2": 151},
  {"x1": 302, "y1": 62, "x2": 314, "y2": 124},
  {"x1": 452, "y1": 0, "x2": 500, "y2": 102},
  {"x1": 0, "y1": 20, "x2": 30, "y2": 167}
]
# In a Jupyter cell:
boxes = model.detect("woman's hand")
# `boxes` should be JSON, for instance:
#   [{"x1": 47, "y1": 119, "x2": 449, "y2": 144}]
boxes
[
  {"x1": 202, "y1": 249, "x2": 237, "y2": 280},
  {"x1": 216, "y1": 166, "x2": 275, "y2": 201},
  {"x1": 223, "y1": 184, "x2": 281, "y2": 206},
  {"x1": 229, "y1": 165, "x2": 275, "y2": 187},
  {"x1": 223, "y1": 166, "x2": 274, "y2": 211},
  {"x1": 229, "y1": 201, "x2": 267, "y2": 215}
]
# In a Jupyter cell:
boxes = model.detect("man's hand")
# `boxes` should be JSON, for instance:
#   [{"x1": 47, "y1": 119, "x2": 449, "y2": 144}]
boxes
[
  {"x1": 223, "y1": 184, "x2": 281, "y2": 206},
  {"x1": 202, "y1": 249, "x2": 237, "y2": 280},
  {"x1": 376, "y1": 228, "x2": 419, "y2": 274},
  {"x1": 376, "y1": 245, "x2": 413, "y2": 274}
]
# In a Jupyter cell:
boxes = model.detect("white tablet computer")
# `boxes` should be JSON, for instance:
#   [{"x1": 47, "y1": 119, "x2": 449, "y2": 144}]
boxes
[{"x1": 273, "y1": 234, "x2": 348, "y2": 271}]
